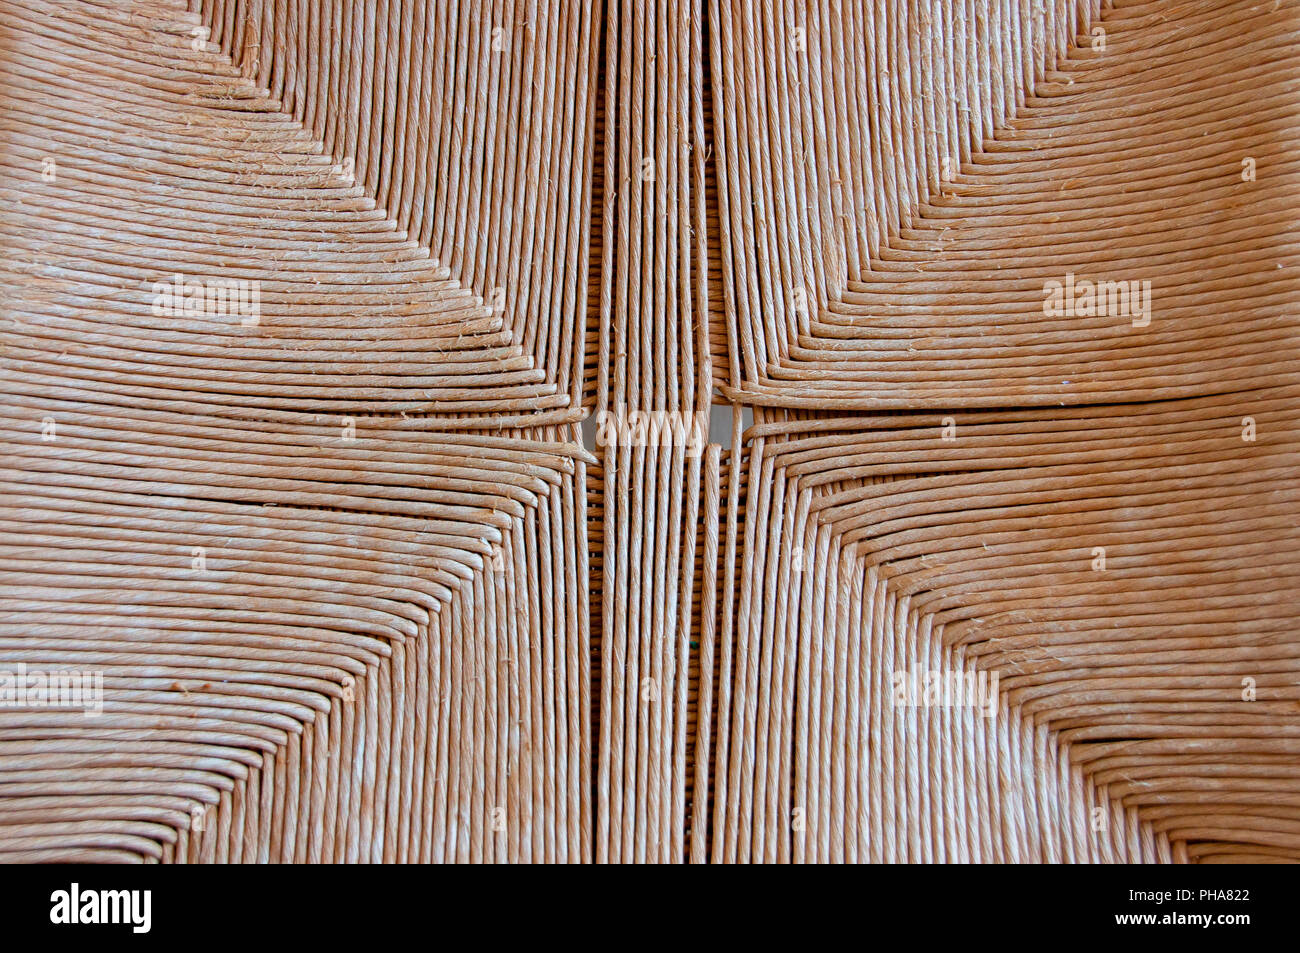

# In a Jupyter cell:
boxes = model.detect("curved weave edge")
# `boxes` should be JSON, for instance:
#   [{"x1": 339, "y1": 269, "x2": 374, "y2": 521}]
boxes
[
  {"x1": 715, "y1": 0, "x2": 1300, "y2": 408},
  {"x1": 194, "y1": 0, "x2": 601, "y2": 412},
  {"x1": 698, "y1": 391, "x2": 1300, "y2": 862},
  {"x1": 0, "y1": 0, "x2": 596, "y2": 425},
  {"x1": 0, "y1": 0, "x2": 598, "y2": 423},
  {"x1": 0, "y1": 406, "x2": 592, "y2": 861}
]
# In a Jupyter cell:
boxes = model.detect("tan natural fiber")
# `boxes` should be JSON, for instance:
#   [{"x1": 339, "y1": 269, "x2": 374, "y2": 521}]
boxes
[{"x1": 0, "y1": 0, "x2": 1297, "y2": 863}]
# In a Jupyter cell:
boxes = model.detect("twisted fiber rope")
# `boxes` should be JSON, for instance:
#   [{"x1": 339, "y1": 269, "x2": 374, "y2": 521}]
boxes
[
  {"x1": 594, "y1": 0, "x2": 713, "y2": 862},
  {"x1": 0, "y1": 0, "x2": 1297, "y2": 864}
]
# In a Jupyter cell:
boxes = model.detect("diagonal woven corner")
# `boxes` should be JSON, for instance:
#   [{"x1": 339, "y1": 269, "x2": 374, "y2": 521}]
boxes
[
  {"x1": 699, "y1": 0, "x2": 1300, "y2": 864},
  {"x1": 0, "y1": 0, "x2": 594, "y2": 862},
  {"x1": 711, "y1": 390, "x2": 1299, "y2": 862},
  {"x1": 1, "y1": 0, "x2": 1297, "y2": 864},
  {"x1": 715, "y1": 1, "x2": 1298, "y2": 409}
]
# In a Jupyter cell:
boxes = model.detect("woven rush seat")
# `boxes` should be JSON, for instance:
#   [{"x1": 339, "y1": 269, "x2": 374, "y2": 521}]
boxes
[{"x1": 1, "y1": 0, "x2": 1297, "y2": 863}]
